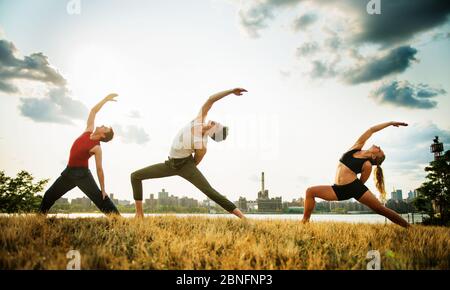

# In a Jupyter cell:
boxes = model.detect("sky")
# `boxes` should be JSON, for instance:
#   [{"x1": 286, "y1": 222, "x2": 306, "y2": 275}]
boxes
[{"x1": 0, "y1": 0, "x2": 449, "y2": 204}]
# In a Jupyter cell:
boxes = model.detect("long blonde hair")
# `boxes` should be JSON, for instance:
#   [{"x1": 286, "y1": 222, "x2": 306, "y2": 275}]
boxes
[{"x1": 373, "y1": 155, "x2": 386, "y2": 202}]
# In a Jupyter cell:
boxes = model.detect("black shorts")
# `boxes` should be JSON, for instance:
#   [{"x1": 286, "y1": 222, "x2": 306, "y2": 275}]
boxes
[{"x1": 332, "y1": 179, "x2": 368, "y2": 201}]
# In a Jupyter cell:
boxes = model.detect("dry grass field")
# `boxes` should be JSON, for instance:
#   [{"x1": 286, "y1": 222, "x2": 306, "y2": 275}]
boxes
[{"x1": 0, "y1": 216, "x2": 449, "y2": 270}]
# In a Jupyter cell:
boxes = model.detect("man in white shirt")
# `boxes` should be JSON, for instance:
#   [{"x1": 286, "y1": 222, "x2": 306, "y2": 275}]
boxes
[{"x1": 131, "y1": 88, "x2": 247, "y2": 218}]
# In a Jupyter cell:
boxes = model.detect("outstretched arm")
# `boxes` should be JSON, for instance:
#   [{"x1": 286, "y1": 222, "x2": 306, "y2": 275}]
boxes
[
  {"x1": 351, "y1": 121, "x2": 408, "y2": 150},
  {"x1": 92, "y1": 146, "x2": 108, "y2": 200},
  {"x1": 195, "y1": 88, "x2": 247, "y2": 122},
  {"x1": 85, "y1": 93, "x2": 118, "y2": 132}
]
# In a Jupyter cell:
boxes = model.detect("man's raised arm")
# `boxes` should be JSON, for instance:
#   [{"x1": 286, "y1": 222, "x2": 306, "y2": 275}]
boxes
[{"x1": 195, "y1": 88, "x2": 247, "y2": 123}]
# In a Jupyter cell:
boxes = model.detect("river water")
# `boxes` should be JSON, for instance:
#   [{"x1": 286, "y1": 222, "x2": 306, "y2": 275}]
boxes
[{"x1": 38, "y1": 213, "x2": 423, "y2": 224}]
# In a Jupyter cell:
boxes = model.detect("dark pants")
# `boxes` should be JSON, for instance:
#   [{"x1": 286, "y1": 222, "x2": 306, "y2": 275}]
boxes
[
  {"x1": 130, "y1": 155, "x2": 237, "y2": 212},
  {"x1": 39, "y1": 167, "x2": 120, "y2": 215}
]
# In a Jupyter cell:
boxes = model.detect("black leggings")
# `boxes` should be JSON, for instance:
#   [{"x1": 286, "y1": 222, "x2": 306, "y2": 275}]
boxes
[{"x1": 39, "y1": 167, "x2": 120, "y2": 215}]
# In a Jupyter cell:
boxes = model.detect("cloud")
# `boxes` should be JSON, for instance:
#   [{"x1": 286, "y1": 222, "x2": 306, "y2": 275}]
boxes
[
  {"x1": 310, "y1": 60, "x2": 337, "y2": 79},
  {"x1": 296, "y1": 42, "x2": 319, "y2": 57},
  {"x1": 383, "y1": 122, "x2": 450, "y2": 170},
  {"x1": 0, "y1": 39, "x2": 66, "y2": 92},
  {"x1": 238, "y1": 0, "x2": 449, "y2": 87},
  {"x1": 114, "y1": 124, "x2": 150, "y2": 145},
  {"x1": 390, "y1": 122, "x2": 450, "y2": 148},
  {"x1": 432, "y1": 32, "x2": 450, "y2": 42},
  {"x1": 19, "y1": 88, "x2": 88, "y2": 124},
  {"x1": 292, "y1": 13, "x2": 317, "y2": 31},
  {"x1": 343, "y1": 46, "x2": 418, "y2": 84},
  {"x1": 1, "y1": 37, "x2": 88, "y2": 124},
  {"x1": 0, "y1": 79, "x2": 18, "y2": 93},
  {"x1": 324, "y1": 33, "x2": 342, "y2": 51},
  {"x1": 238, "y1": 0, "x2": 450, "y2": 46},
  {"x1": 369, "y1": 80, "x2": 446, "y2": 109},
  {"x1": 352, "y1": 0, "x2": 450, "y2": 46},
  {"x1": 238, "y1": 0, "x2": 303, "y2": 37}
]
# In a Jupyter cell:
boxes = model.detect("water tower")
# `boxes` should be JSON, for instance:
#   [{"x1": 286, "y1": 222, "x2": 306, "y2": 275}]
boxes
[{"x1": 430, "y1": 136, "x2": 444, "y2": 161}]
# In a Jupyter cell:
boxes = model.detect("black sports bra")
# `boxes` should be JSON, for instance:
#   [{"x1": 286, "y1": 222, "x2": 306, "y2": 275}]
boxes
[{"x1": 339, "y1": 149, "x2": 369, "y2": 174}]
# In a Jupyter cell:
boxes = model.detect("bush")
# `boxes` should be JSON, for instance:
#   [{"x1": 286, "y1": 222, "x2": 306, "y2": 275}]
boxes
[{"x1": 0, "y1": 170, "x2": 48, "y2": 213}]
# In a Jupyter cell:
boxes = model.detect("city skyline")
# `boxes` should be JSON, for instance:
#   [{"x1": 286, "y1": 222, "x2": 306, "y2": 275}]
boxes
[{"x1": 58, "y1": 181, "x2": 419, "y2": 204}]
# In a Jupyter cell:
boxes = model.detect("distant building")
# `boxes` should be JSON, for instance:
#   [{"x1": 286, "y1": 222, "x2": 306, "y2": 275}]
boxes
[
  {"x1": 202, "y1": 199, "x2": 215, "y2": 207},
  {"x1": 246, "y1": 200, "x2": 258, "y2": 212},
  {"x1": 71, "y1": 196, "x2": 92, "y2": 207},
  {"x1": 238, "y1": 197, "x2": 248, "y2": 211},
  {"x1": 118, "y1": 200, "x2": 131, "y2": 206},
  {"x1": 256, "y1": 172, "x2": 282, "y2": 212},
  {"x1": 109, "y1": 194, "x2": 119, "y2": 205},
  {"x1": 55, "y1": 198, "x2": 69, "y2": 205},
  {"x1": 158, "y1": 189, "x2": 170, "y2": 206},
  {"x1": 390, "y1": 189, "x2": 403, "y2": 201},
  {"x1": 168, "y1": 195, "x2": 179, "y2": 207},
  {"x1": 258, "y1": 197, "x2": 282, "y2": 212},
  {"x1": 283, "y1": 198, "x2": 304, "y2": 209},
  {"x1": 158, "y1": 189, "x2": 169, "y2": 199},
  {"x1": 396, "y1": 190, "x2": 403, "y2": 201},
  {"x1": 406, "y1": 190, "x2": 418, "y2": 202},
  {"x1": 202, "y1": 199, "x2": 217, "y2": 212},
  {"x1": 179, "y1": 196, "x2": 198, "y2": 208},
  {"x1": 145, "y1": 194, "x2": 157, "y2": 209}
]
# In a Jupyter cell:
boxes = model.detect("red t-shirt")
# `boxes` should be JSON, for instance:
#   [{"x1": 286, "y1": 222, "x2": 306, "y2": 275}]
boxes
[{"x1": 67, "y1": 131, "x2": 100, "y2": 168}]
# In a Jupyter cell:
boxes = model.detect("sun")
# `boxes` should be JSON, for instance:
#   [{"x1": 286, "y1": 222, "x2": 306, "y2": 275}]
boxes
[{"x1": 66, "y1": 43, "x2": 125, "y2": 102}]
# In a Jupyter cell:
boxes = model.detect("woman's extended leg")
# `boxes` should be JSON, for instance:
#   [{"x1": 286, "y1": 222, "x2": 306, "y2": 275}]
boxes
[
  {"x1": 39, "y1": 174, "x2": 76, "y2": 214},
  {"x1": 358, "y1": 191, "x2": 409, "y2": 228},
  {"x1": 76, "y1": 170, "x2": 120, "y2": 215},
  {"x1": 302, "y1": 186, "x2": 338, "y2": 223}
]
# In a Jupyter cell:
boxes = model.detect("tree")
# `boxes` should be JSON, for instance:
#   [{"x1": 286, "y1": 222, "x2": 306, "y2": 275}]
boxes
[
  {"x1": 415, "y1": 150, "x2": 450, "y2": 225},
  {"x1": 0, "y1": 170, "x2": 48, "y2": 213}
]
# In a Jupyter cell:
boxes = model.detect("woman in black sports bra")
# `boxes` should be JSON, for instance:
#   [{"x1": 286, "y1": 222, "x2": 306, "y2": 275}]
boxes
[{"x1": 302, "y1": 121, "x2": 409, "y2": 228}]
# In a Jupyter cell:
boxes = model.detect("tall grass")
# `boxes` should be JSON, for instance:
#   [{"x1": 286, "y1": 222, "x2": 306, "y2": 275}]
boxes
[{"x1": 0, "y1": 216, "x2": 448, "y2": 269}]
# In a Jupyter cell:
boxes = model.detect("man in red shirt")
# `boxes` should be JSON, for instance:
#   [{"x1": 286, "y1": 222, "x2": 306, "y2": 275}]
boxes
[{"x1": 39, "y1": 94, "x2": 120, "y2": 215}]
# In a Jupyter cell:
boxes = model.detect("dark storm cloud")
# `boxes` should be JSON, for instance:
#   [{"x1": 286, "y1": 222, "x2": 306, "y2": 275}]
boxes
[
  {"x1": 0, "y1": 39, "x2": 66, "y2": 92},
  {"x1": 353, "y1": 0, "x2": 450, "y2": 46},
  {"x1": 239, "y1": 0, "x2": 450, "y2": 46},
  {"x1": 343, "y1": 46, "x2": 418, "y2": 85},
  {"x1": 369, "y1": 80, "x2": 446, "y2": 109}
]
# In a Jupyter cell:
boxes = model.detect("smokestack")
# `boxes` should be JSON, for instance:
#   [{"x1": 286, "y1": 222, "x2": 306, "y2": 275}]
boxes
[{"x1": 261, "y1": 172, "x2": 265, "y2": 195}]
